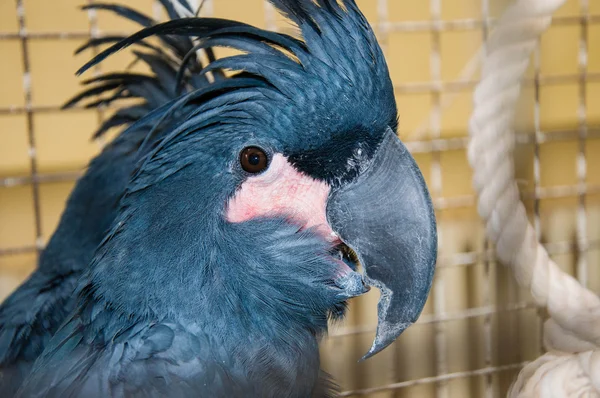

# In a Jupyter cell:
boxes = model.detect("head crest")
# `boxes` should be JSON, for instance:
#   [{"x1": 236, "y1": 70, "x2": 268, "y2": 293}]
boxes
[{"x1": 77, "y1": 0, "x2": 397, "y2": 152}]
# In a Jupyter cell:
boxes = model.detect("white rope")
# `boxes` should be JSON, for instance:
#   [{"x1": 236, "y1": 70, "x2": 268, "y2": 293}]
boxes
[{"x1": 468, "y1": 0, "x2": 600, "y2": 396}]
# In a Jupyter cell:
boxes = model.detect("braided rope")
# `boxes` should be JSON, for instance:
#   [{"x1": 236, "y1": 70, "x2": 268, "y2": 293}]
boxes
[{"x1": 468, "y1": 0, "x2": 600, "y2": 396}]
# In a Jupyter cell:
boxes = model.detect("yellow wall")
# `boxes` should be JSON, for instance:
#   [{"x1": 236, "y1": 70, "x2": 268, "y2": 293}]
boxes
[{"x1": 0, "y1": 0, "x2": 599, "y2": 396}]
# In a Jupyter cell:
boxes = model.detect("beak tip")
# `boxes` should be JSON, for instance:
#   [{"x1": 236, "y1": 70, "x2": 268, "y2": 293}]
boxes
[{"x1": 360, "y1": 320, "x2": 413, "y2": 361}]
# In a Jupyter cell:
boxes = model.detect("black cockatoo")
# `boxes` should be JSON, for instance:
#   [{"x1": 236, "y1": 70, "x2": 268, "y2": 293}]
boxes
[
  {"x1": 17, "y1": 0, "x2": 437, "y2": 396},
  {"x1": 0, "y1": 1, "x2": 215, "y2": 394}
]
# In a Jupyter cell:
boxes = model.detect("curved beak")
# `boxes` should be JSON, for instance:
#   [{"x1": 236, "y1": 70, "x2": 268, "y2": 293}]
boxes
[{"x1": 327, "y1": 128, "x2": 437, "y2": 360}]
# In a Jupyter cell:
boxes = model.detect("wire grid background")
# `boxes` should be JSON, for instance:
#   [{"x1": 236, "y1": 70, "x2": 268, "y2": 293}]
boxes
[{"x1": 0, "y1": 0, "x2": 599, "y2": 396}]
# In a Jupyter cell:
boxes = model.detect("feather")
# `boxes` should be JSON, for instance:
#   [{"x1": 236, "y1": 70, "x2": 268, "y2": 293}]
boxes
[
  {"x1": 0, "y1": 1, "x2": 223, "y2": 393},
  {"x1": 75, "y1": 36, "x2": 165, "y2": 56},
  {"x1": 76, "y1": 18, "x2": 307, "y2": 76},
  {"x1": 84, "y1": 3, "x2": 195, "y2": 58},
  {"x1": 82, "y1": 4, "x2": 156, "y2": 27}
]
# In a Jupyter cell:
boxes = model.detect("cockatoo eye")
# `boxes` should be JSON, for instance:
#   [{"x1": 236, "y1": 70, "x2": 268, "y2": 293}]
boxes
[{"x1": 240, "y1": 147, "x2": 269, "y2": 174}]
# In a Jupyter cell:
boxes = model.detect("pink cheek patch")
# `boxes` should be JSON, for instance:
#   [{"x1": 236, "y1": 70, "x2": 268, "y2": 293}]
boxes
[{"x1": 226, "y1": 154, "x2": 338, "y2": 242}]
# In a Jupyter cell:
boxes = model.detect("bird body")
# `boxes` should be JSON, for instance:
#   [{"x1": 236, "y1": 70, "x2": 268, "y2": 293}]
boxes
[
  {"x1": 0, "y1": 133, "x2": 144, "y2": 394},
  {"x1": 18, "y1": 221, "x2": 345, "y2": 397},
  {"x1": 11, "y1": 0, "x2": 437, "y2": 396},
  {"x1": 0, "y1": 1, "x2": 215, "y2": 394}
]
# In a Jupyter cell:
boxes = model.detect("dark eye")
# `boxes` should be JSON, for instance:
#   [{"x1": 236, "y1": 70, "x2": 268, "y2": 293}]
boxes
[{"x1": 240, "y1": 146, "x2": 269, "y2": 174}]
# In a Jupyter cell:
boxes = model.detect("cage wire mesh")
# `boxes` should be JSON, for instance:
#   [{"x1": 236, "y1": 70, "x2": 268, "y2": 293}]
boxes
[{"x1": 0, "y1": 0, "x2": 599, "y2": 397}]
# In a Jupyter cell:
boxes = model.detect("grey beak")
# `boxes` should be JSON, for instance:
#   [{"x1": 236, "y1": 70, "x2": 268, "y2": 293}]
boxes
[{"x1": 327, "y1": 128, "x2": 437, "y2": 360}]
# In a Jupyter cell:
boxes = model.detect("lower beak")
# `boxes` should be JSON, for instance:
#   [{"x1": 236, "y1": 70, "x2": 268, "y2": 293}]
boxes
[{"x1": 327, "y1": 128, "x2": 437, "y2": 360}]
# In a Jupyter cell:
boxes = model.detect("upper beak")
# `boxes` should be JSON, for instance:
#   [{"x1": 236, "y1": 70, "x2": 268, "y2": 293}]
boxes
[{"x1": 327, "y1": 128, "x2": 437, "y2": 360}]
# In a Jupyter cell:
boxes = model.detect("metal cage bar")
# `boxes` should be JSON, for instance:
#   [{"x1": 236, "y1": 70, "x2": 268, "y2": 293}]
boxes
[
  {"x1": 480, "y1": 0, "x2": 494, "y2": 396},
  {"x1": 577, "y1": 0, "x2": 590, "y2": 287},
  {"x1": 14, "y1": 0, "x2": 43, "y2": 253},
  {"x1": 427, "y1": 0, "x2": 449, "y2": 396}
]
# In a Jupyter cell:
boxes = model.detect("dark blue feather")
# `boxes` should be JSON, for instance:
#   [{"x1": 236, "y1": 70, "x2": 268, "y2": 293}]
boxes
[
  {"x1": 75, "y1": 36, "x2": 165, "y2": 56},
  {"x1": 81, "y1": 4, "x2": 156, "y2": 27},
  {"x1": 76, "y1": 18, "x2": 307, "y2": 76},
  {"x1": 0, "y1": 1, "x2": 221, "y2": 394},
  {"x1": 83, "y1": 3, "x2": 196, "y2": 59}
]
